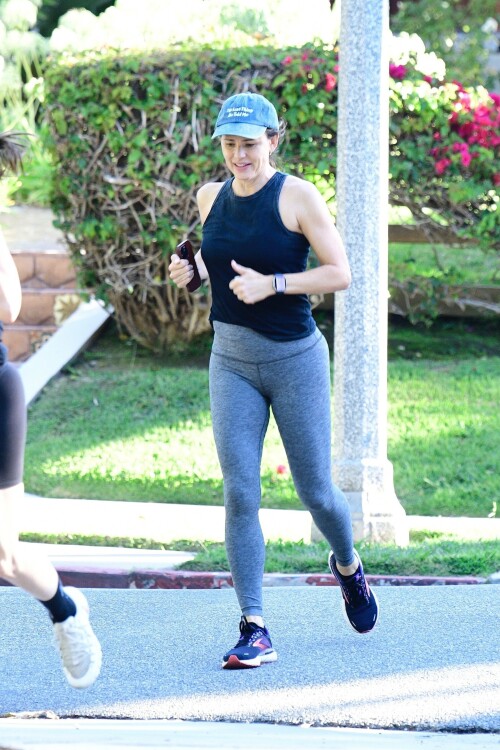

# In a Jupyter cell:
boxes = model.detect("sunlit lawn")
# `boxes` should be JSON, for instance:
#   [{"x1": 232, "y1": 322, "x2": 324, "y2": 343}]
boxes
[
  {"x1": 24, "y1": 317, "x2": 500, "y2": 519},
  {"x1": 389, "y1": 242, "x2": 499, "y2": 285}
]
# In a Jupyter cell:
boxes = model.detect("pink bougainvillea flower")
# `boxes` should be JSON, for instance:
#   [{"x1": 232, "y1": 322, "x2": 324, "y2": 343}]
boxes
[
  {"x1": 452, "y1": 79, "x2": 466, "y2": 93},
  {"x1": 490, "y1": 93, "x2": 500, "y2": 106},
  {"x1": 457, "y1": 92, "x2": 471, "y2": 110},
  {"x1": 282, "y1": 55, "x2": 293, "y2": 65},
  {"x1": 276, "y1": 464, "x2": 287, "y2": 475},
  {"x1": 301, "y1": 83, "x2": 309, "y2": 94},
  {"x1": 435, "y1": 158, "x2": 451, "y2": 175},
  {"x1": 457, "y1": 121, "x2": 474, "y2": 140},
  {"x1": 301, "y1": 51, "x2": 309, "y2": 61},
  {"x1": 389, "y1": 64, "x2": 406, "y2": 80},
  {"x1": 460, "y1": 150, "x2": 472, "y2": 168},
  {"x1": 325, "y1": 72, "x2": 337, "y2": 92},
  {"x1": 493, "y1": 173, "x2": 500, "y2": 186},
  {"x1": 423, "y1": 75, "x2": 433, "y2": 84},
  {"x1": 433, "y1": 132, "x2": 442, "y2": 141}
]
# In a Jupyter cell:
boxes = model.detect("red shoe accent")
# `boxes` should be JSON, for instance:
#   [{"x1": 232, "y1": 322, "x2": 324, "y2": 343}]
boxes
[{"x1": 224, "y1": 654, "x2": 257, "y2": 669}]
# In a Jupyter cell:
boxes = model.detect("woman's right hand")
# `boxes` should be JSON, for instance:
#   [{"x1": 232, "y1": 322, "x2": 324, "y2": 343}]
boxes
[{"x1": 168, "y1": 253, "x2": 194, "y2": 289}]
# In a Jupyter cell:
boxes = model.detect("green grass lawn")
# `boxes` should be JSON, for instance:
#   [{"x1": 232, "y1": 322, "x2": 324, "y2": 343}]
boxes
[
  {"x1": 389, "y1": 243, "x2": 499, "y2": 285},
  {"x1": 19, "y1": 530, "x2": 500, "y2": 577},
  {"x1": 24, "y1": 316, "x2": 500, "y2": 519}
]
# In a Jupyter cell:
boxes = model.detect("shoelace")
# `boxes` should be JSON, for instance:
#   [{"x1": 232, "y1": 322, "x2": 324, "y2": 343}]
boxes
[
  {"x1": 237, "y1": 622, "x2": 267, "y2": 648},
  {"x1": 342, "y1": 570, "x2": 370, "y2": 608}
]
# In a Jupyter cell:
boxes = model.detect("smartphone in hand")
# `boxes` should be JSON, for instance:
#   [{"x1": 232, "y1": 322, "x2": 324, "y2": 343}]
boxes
[{"x1": 175, "y1": 239, "x2": 202, "y2": 293}]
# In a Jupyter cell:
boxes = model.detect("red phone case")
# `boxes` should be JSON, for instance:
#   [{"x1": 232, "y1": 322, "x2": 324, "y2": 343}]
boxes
[{"x1": 175, "y1": 239, "x2": 202, "y2": 292}]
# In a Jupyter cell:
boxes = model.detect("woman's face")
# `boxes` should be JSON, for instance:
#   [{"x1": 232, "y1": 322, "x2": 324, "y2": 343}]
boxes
[{"x1": 220, "y1": 133, "x2": 278, "y2": 182}]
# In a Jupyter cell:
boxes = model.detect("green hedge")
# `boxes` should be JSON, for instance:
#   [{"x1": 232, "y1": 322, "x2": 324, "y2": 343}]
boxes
[{"x1": 43, "y1": 43, "x2": 499, "y2": 349}]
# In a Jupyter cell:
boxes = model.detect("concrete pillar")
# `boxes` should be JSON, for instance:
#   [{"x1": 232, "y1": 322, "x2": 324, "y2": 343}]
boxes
[{"x1": 332, "y1": 0, "x2": 409, "y2": 545}]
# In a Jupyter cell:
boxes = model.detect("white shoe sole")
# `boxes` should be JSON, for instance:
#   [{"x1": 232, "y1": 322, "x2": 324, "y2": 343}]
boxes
[{"x1": 222, "y1": 649, "x2": 278, "y2": 669}]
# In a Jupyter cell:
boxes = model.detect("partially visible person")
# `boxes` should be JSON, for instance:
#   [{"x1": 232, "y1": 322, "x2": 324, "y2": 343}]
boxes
[
  {"x1": 169, "y1": 92, "x2": 379, "y2": 670},
  {"x1": 0, "y1": 131, "x2": 102, "y2": 688}
]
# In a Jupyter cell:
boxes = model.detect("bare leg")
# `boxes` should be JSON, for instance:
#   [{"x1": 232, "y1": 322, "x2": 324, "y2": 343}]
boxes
[{"x1": 0, "y1": 482, "x2": 58, "y2": 600}]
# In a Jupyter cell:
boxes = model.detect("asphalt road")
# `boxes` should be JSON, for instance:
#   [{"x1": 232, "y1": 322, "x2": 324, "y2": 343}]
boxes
[{"x1": 1, "y1": 586, "x2": 499, "y2": 737}]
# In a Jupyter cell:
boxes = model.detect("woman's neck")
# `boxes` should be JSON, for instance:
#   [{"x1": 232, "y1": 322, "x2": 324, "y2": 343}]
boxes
[{"x1": 232, "y1": 168, "x2": 276, "y2": 197}]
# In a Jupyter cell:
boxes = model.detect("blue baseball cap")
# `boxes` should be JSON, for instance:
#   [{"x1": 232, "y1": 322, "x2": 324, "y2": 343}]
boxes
[{"x1": 212, "y1": 93, "x2": 279, "y2": 139}]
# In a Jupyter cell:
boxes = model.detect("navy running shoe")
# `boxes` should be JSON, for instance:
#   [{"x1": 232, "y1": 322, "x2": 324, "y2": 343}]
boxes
[
  {"x1": 222, "y1": 617, "x2": 278, "y2": 669},
  {"x1": 328, "y1": 550, "x2": 379, "y2": 634}
]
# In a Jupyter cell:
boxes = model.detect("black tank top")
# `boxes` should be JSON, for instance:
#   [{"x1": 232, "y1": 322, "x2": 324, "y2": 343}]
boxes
[{"x1": 201, "y1": 171, "x2": 315, "y2": 341}]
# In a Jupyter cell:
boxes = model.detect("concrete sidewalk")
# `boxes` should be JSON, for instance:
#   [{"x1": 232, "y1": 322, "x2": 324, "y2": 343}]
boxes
[
  {"x1": 16, "y1": 493, "x2": 500, "y2": 590},
  {"x1": 2, "y1": 719, "x2": 500, "y2": 749}
]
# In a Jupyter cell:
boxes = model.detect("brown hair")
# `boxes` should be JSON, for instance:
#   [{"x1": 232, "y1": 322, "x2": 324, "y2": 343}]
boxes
[{"x1": 266, "y1": 118, "x2": 287, "y2": 168}]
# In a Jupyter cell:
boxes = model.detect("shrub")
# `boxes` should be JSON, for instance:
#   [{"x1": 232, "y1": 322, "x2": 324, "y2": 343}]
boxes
[
  {"x1": 391, "y1": 0, "x2": 499, "y2": 89},
  {"x1": 43, "y1": 41, "x2": 499, "y2": 350},
  {"x1": 388, "y1": 34, "x2": 499, "y2": 251}
]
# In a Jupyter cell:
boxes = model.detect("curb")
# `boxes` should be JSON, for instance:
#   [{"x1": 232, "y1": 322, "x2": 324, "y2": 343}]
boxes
[{"x1": 50, "y1": 568, "x2": 489, "y2": 590}]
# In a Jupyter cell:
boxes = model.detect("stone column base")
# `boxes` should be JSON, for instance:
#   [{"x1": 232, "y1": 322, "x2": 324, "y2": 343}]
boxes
[{"x1": 312, "y1": 490, "x2": 409, "y2": 547}]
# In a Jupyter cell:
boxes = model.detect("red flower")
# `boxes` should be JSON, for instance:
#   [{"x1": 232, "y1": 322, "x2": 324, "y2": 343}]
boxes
[
  {"x1": 457, "y1": 121, "x2": 474, "y2": 140},
  {"x1": 282, "y1": 55, "x2": 293, "y2": 66},
  {"x1": 389, "y1": 64, "x2": 407, "y2": 80},
  {"x1": 493, "y1": 174, "x2": 500, "y2": 186},
  {"x1": 325, "y1": 73, "x2": 337, "y2": 92},
  {"x1": 435, "y1": 158, "x2": 451, "y2": 175},
  {"x1": 276, "y1": 464, "x2": 287, "y2": 475},
  {"x1": 301, "y1": 83, "x2": 309, "y2": 94}
]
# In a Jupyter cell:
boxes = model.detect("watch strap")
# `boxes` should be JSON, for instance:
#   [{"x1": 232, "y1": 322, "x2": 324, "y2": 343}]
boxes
[{"x1": 273, "y1": 273, "x2": 286, "y2": 294}]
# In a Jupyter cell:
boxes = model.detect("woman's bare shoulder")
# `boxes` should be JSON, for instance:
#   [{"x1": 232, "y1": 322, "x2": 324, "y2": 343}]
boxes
[
  {"x1": 197, "y1": 181, "x2": 225, "y2": 203},
  {"x1": 282, "y1": 173, "x2": 319, "y2": 197},
  {"x1": 197, "y1": 181, "x2": 226, "y2": 222}
]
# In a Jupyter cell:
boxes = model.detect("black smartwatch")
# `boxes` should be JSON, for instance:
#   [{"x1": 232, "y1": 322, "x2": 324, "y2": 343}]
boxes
[{"x1": 273, "y1": 273, "x2": 286, "y2": 294}]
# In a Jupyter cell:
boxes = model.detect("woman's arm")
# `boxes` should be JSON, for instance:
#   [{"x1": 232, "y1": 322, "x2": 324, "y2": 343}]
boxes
[
  {"x1": 0, "y1": 230, "x2": 22, "y2": 322},
  {"x1": 282, "y1": 177, "x2": 351, "y2": 294},
  {"x1": 168, "y1": 182, "x2": 222, "y2": 288},
  {"x1": 229, "y1": 178, "x2": 351, "y2": 305}
]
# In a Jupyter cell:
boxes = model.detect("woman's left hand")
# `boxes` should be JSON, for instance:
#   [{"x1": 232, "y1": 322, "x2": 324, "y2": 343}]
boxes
[{"x1": 229, "y1": 260, "x2": 273, "y2": 304}]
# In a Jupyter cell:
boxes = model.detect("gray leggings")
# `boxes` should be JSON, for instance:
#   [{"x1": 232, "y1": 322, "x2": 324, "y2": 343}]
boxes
[{"x1": 209, "y1": 321, "x2": 354, "y2": 616}]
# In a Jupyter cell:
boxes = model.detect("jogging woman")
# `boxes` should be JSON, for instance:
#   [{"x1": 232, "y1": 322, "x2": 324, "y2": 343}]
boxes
[
  {"x1": 169, "y1": 93, "x2": 379, "y2": 669},
  {"x1": 0, "y1": 131, "x2": 102, "y2": 688}
]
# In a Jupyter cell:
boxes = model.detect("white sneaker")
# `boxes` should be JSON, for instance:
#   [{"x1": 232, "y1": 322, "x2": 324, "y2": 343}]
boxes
[{"x1": 53, "y1": 586, "x2": 102, "y2": 689}]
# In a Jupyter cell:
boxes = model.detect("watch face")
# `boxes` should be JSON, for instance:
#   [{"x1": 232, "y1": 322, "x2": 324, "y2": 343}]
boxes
[{"x1": 274, "y1": 274, "x2": 286, "y2": 294}]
